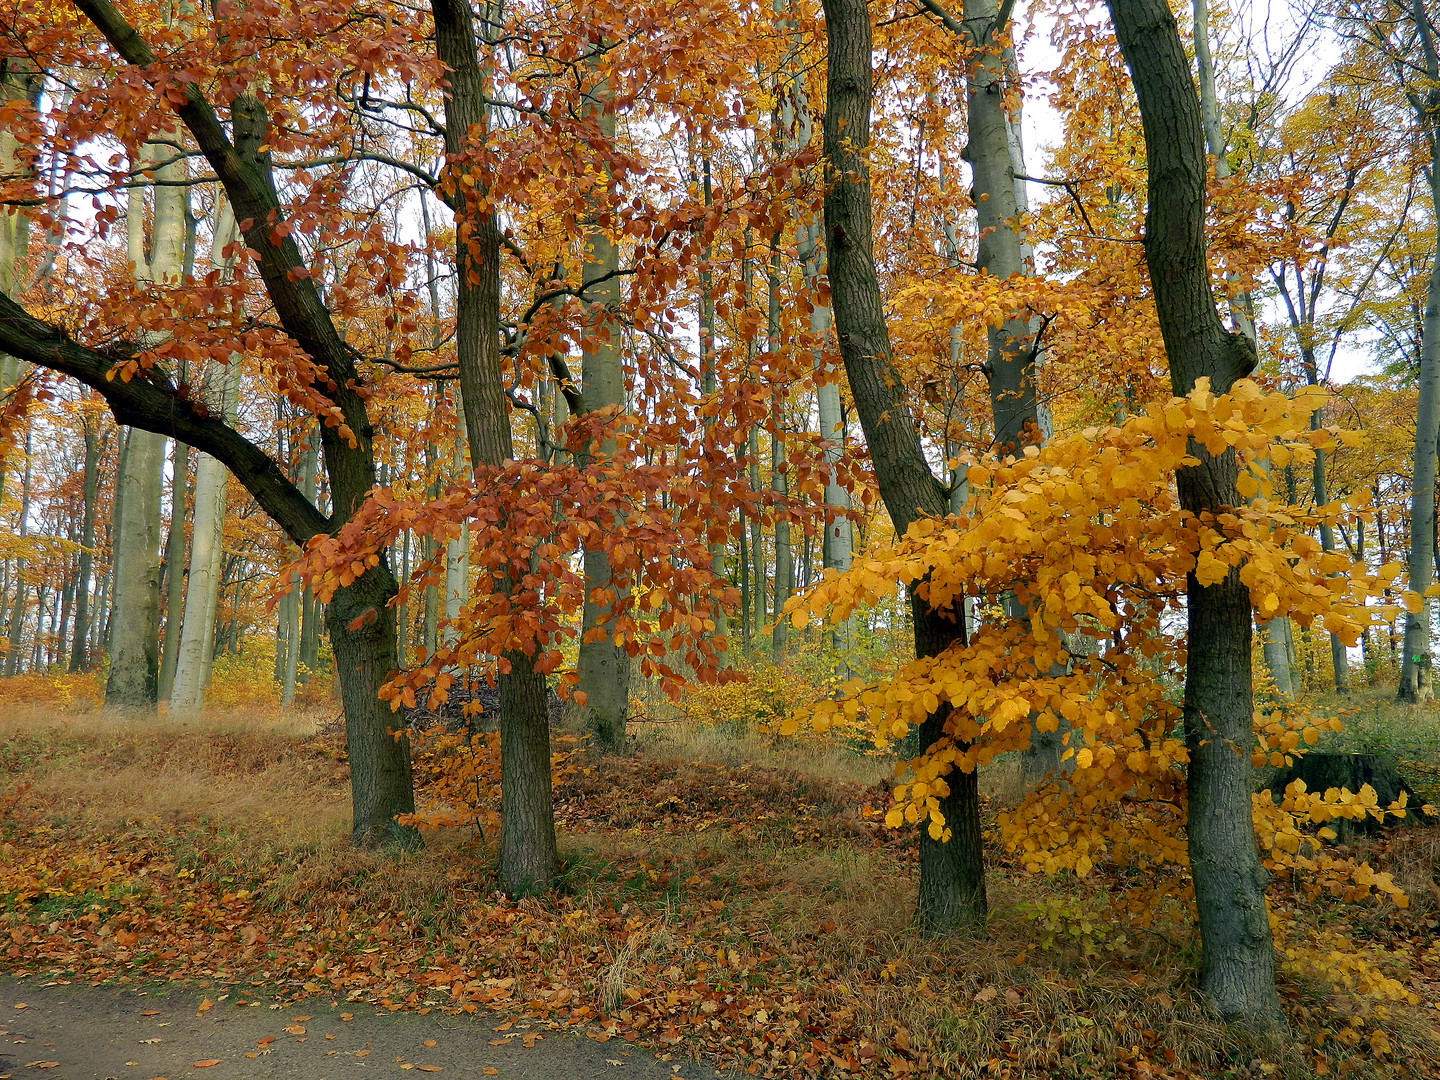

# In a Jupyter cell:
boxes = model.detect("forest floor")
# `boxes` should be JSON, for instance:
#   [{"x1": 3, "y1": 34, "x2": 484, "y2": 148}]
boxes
[{"x1": 1, "y1": 695, "x2": 1439, "y2": 1080}]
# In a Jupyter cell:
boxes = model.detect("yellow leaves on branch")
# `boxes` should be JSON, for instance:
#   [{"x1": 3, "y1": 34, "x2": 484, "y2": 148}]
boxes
[{"x1": 779, "y1": 380, "x2": 1415, "y2": 914}]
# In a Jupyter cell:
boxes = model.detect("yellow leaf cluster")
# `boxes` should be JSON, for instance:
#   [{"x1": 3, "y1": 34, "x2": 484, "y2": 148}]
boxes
[{"x1": 781, "y1": 380, "x2": 1416, "y2": 917}]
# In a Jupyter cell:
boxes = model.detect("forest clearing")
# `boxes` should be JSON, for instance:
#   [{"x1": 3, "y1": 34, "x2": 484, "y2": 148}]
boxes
[{"x1": 1, "y1": 0, "x2": 1440, "y2": 1075}]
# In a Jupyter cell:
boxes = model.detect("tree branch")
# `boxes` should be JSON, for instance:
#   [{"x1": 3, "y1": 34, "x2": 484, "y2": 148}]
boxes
[{"x1": 0, "y1": 292, "x2": 329, "y2": 544}]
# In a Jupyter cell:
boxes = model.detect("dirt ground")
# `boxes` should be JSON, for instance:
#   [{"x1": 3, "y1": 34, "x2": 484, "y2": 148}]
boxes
[{"x1": 0, "y1": 977, "x2": 731, "y2": 1080}]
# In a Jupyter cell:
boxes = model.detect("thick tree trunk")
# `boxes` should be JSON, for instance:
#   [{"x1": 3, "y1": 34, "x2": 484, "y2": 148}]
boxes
[
  {"x1": 432, "y1": 0, "x2": 559, "y2": 894},
  {"x1": 106, "y1": 427, "x2": 163, "y2": 706},
  {"x1": 108, "y1": 125, "x2": 188, "y2": 710},
  {"x1": 822, "y1": 0, "x2": 987, "y2": 933},
  {"x1": 1107, "y1": 0, "x2": 1281, "y2": 1024}
]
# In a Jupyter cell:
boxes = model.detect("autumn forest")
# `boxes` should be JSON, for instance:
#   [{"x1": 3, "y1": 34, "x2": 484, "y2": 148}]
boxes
[{"x1": 1, "y1": 0, "x2": 1439, "y2": 1076}]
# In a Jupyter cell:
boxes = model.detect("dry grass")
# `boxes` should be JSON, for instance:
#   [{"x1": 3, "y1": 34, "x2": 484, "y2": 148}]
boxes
[
  {"x1": 1, "y1": 703, "x2": 347, "y2": 849},
  {"x1": 4, "y1": 705, "x2": 1439, "y2": 1078}
]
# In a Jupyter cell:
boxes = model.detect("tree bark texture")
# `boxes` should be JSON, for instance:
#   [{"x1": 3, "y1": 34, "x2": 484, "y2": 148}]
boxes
[
  {"x1": 1107, "y1": 0, "x2": 1281, "y2": 1024},
  {"x1": 822, "y1": 0, "x2": 986, "y2": 933},
  {"x1": 432, "y1": 0, "x2": 559, "y2": 894}
]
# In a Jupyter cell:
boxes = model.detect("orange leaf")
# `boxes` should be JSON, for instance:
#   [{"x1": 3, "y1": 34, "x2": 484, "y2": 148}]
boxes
[{"x1": 192, "y1": 1062, "x2": 221, "y2": 1069}]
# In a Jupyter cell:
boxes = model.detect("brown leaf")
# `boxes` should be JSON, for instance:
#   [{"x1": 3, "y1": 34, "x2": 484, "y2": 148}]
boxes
[
  {"x1": 140, "y1": 1011, "x2": 160, "y2": 1017},
  {"x1": 284, "y1": 1025, "x2": 306, "y2": 1036},
  {"x1": 415, "y1": 1067, "x2": 444, "y2": 1072},
  {"x1": 195, "y1": 999, "x2": 213, "y2": 1015},
  {"x1": 24, "y1": 1064, "x2": 60, "y2": 1070},
  {"x1": 191, "y1": 1061, "x2": 221, "y2": 1069},
  {"x1": 972, "y1": 987, "x2": 997, "y2": 1004}
]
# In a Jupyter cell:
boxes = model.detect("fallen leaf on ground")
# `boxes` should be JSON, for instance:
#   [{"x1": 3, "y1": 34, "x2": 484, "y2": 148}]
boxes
[
  {"x1": 11, "y1": 1006, "x2": 26, "y2": 1011},
  {"x1": 423, "y1": 1041, "x2": 436, "y2": 1048},
  {"x1": 415, "y1": 1066, "x2": 444, "y2": 1073},
  {"x1": 482, "y1": 1071, "x2": 498, "y2": 1077},
  {"x1": 354, "y1": 1051, "x2": 369, "y2": 1058},
  {"x1": 196, "y1": 999, "x2": 213, "y2": 1015},
  {"x1": 284, "y1": 1025, "x2": 306, "y2": 1036},
  {"x1": 294, "y1": 1015, "x2": 312, "y2": 1022},
  {"x1": 24, "y1": 1063, "x2": 59, "y2": 1069},
  {"x1": 191, "y1": 1061, "x2": 220, "y2": 1069},
  {"x1": 340, "y1": 1014, "x2": 353, "y2": 1021},
  {"x1": 257, "y1": 1038, "x2": 274, "y2": 1048},
  {"x1": 140, "y1": 1011, "x2": 159, "y2": 1017}
]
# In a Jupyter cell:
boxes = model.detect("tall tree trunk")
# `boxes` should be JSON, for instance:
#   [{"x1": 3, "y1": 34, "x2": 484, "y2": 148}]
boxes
[
  {"x1": 698, "y1": 159, "x2": 732, "y2": 663},
  {"x1": 443, "y1": 382, "x2": 470, "y2": 644},
  {"x1": 0, "y1": 59, "x2": 40, "y2": 510},
  {"x1": 575, "y1": 66, "x2": 632, "y2": 748},
  {"x1": 107, "y1": 129, "x2": 185, "y2": 711},
  {"x1": 69, "y1": 419, "x2": 101, "y2": 672},
  {"x1": 3, "y1": 429, "x2": 30, "y2": 676},
  {"x1": 158, "y1": 439, "x2": 190, "y2": 700},
  {"x1": 432, "y1": 0, "x2": 558, "y2": 895},
  {"x1": 822, "y1": 0, "x2": 986, "y2": 933},
  {"x1": 1398, "y1": 169, "x2": 1440, "y2": 701},
  {"x1": 1107, "y1": 0, "x2": 1281, "y2": 1023},
  {"x1": 170, "y1": 203, "x2": 241, "y2": 715}
]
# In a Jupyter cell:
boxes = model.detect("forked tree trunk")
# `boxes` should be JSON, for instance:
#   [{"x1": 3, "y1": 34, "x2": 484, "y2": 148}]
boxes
[
  {"x1": 432, "y1": 0, "x2": 559, "y2": 895},
  {"x1": 1107, "y1": 0, "x2": 1282, "y2": 1023},
  {"x1": 822, "y1": 0, "x2": 987, "y2": 934}
]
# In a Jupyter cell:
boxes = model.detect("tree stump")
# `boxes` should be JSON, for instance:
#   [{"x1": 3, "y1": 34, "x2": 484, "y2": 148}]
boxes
[{"x1": 1265, "y1": 752, "x2": 1418, "y2": 839}]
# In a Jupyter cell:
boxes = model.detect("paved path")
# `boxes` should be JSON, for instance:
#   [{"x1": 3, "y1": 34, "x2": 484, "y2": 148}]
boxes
[{"x1": 0, "y1": 978, "x2": 728, "y2": 1080}]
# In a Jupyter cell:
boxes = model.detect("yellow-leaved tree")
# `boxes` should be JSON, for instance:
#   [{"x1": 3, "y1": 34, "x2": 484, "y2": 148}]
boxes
[{"x1": 785, "y1": 378, "x2": 1428, "y2": 1007}]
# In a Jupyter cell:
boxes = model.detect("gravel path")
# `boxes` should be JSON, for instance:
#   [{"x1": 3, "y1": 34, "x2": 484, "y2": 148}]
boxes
[{"x1": 0, "y1": 977, "x2": 729, "y2": 1080}]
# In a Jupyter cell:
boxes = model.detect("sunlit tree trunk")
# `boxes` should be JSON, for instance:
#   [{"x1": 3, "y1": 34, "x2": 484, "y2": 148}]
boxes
[
  {"x1": 443, "y1": 382, "x2": 470, "y2": 643},
  {"x1": 107, "y1": 131, "x2": 185, "y2": 710},
  {"x1": 170, "y1": 202, "x2": 241, "y2": 715}
]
